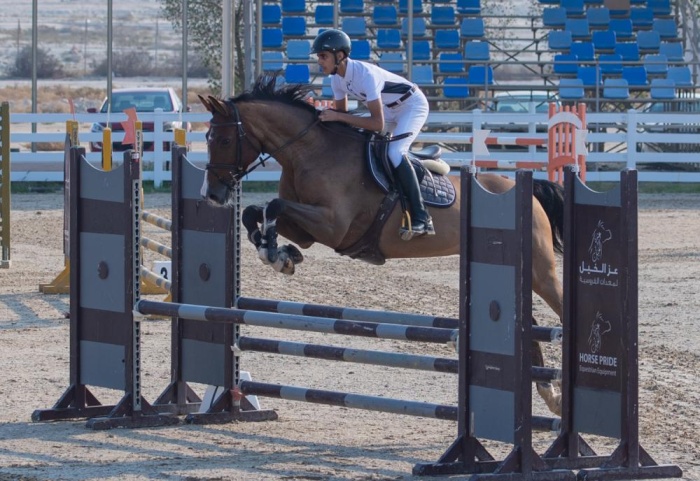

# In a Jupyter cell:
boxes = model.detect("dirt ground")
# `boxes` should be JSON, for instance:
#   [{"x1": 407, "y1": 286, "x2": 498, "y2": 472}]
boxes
[{"x1": 0, "y1": 188, "x2": 698, "y2": 481}]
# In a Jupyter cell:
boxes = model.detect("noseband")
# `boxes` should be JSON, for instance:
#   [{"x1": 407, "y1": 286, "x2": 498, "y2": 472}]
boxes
[{"x1": 206, "y1": 99, "x2": 320, "y2": 187}]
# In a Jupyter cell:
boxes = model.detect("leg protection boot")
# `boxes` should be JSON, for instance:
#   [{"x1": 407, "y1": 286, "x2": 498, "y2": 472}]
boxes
[{"x1": 394, "y1": 157, "x2": 435, "y2": 240}]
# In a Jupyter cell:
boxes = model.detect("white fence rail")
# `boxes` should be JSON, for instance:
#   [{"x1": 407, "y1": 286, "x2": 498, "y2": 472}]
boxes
[{"x1": 6, "y1": 110, "x2": 700, "y2": 186}]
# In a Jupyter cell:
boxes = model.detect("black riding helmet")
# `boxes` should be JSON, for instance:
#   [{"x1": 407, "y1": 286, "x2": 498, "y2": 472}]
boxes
[{"x1": 311, "y1": 29, "x2": 352, "y2": 56}]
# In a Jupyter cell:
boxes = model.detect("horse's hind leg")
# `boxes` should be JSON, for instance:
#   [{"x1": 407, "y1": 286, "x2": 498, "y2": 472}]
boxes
[
  {"x1": 531, "y1": 208, "x2": 564, "y2": 320},
  {"x1": 532, "y1": 325, "x2": 562, "y2": 416}
]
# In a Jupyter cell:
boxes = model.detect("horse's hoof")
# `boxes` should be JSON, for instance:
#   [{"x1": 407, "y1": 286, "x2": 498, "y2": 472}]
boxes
[
  {"x1": 272, "y1": 254, "x2": 295, "y2": 275},
  {"x1": 283, "y1": 244, "x2": 304, "y2": 264},
  {"x1": 258, "y1": 247, "x2": 275, "y2": 265}
]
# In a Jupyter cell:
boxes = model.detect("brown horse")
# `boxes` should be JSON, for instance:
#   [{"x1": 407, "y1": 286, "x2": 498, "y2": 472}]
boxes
[{"x1": 199, "y1": 76, "x2": 565, "y2": 414}]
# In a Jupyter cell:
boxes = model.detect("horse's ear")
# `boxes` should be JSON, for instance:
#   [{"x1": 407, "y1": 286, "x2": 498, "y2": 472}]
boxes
[
  {"x1": 207, "y1": 96, "x2": 231, "y2": 117},
  {"x1": 198, "y1": 94, "x2": 214, "y2": 113}
]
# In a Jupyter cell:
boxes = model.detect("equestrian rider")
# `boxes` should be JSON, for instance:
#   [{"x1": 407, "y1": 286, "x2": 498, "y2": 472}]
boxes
[{"x1": 311, "y1": 28, "x2": 435, "y2": 240}]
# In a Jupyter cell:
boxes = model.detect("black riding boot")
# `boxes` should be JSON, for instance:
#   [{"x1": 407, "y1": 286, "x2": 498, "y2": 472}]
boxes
[{"x1": 394, "y1": 157, "x2": 435, "y2": 240}]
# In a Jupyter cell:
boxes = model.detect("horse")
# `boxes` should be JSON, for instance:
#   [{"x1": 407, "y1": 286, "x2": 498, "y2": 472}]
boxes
[{"x1": 198, "y1": 76, "x2": 565, "y2": 415}]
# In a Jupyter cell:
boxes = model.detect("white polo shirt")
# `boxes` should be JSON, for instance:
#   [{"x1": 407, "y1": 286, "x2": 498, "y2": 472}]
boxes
[{"x1": 330, "y1": 58, "x2": 415, "y2": 107}]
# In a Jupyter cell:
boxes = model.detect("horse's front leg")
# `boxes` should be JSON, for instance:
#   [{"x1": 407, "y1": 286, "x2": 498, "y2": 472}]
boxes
[
  {"x1": 250, "y1": 200, "x2": 309, "y2": 275},
  {"x1": 259, "y1": 198, "x2": 343, "y2": 275}
]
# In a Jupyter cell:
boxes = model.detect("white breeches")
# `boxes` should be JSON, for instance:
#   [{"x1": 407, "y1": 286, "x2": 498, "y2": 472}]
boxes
[{"x1": 383, "y1": 90, "x2": 430, "y2": 168}]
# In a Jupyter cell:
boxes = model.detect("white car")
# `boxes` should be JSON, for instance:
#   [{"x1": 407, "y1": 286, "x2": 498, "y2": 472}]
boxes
[{"x1": 88, "y1": 87, "x2": 190, "y2": 153}]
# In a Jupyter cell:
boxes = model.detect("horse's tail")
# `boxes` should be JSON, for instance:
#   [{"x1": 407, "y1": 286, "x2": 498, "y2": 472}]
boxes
[{"x1": 533, "y1": 179, "x2": 564, "y2": 254}]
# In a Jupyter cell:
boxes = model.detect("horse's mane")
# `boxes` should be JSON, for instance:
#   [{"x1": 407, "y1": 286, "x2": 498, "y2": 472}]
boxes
[
  {"x1": 231, "y1": 75, "x2": 318, "y2": 115},
  {"x1": 230, "y1": 75, "x2": 365, "y2": 139}
]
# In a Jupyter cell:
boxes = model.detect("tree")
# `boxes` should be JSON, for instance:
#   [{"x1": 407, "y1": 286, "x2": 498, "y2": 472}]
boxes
[
  {"x1": 159, "y1": 0, "x2": 246, "y2": 96},
  {"x1": 10, "y1": 46, "x2": 64, "y2": 79}
]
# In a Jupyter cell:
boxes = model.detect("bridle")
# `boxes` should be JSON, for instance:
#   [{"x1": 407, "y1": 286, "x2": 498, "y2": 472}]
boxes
[{"x1": 205, "y1": 99, "x2": 320, "y2": 187}]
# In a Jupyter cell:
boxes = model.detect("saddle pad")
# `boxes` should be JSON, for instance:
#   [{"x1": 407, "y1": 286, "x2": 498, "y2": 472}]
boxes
[{"x1": 367, "y1": 143, "x2": 456, "y2": 208}]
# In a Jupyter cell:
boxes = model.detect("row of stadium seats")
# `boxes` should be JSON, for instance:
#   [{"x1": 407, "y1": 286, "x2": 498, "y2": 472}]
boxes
[{"x1": 268, "y1": 0, "x2": 481, "y2": 17}]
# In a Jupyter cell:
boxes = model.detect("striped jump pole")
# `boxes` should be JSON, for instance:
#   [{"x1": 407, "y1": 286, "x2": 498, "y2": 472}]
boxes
[
  {"x1": 237, "y1": 297, "x2": 563, "y2": 343},
  {"x1": 237, "y1": 336, "x2": 561, "y2": 383},
  {"x1": 141, "y1": 211, "x2": 172, "y2": 231},
  {"x1": 136, "y1": 300, "x2": 458, "y2": 345},
  {"x1": 238, "y1": 381, "x2": 560, "y2": 431},
  {"x1": 238, "y1": 336, "x2": 458, "y2": 373}
]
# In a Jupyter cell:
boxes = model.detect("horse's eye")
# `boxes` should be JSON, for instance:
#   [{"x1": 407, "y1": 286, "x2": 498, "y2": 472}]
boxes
[{"x1": 222, "y1": 138, "x2": 232, "y2": 146}]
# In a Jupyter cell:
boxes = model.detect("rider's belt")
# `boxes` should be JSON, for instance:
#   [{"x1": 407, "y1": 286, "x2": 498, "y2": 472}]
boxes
[{"x1": 386, "y1": 86, "x2": 417, "y2": 109}]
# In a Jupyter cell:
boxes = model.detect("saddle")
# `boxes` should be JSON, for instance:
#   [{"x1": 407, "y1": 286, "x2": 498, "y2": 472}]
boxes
[
  {"x1": 335, "y1": 133, "x2": 456, "y2": 265},
  {"x1": 366, "y1": 134, "x2": 456, "y2": 208}
]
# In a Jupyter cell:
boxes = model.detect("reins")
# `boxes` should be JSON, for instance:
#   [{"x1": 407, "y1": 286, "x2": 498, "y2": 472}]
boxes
[{"x1": 206, "y1": 100, "x2": 320, "y2": 184}]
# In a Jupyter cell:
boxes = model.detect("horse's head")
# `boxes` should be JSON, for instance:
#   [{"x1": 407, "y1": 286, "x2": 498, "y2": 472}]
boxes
[
  {"x1": 199, "y1": 77, "x2": 322, "y2": 206},
  {"x1": 199, "y1": 94, "x2": 262, "y2": 206}
]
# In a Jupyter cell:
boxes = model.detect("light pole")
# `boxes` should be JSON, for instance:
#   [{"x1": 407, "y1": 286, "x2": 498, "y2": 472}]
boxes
[{"x1": 83, "y1": 18, "x2": 89, "y2": 76}]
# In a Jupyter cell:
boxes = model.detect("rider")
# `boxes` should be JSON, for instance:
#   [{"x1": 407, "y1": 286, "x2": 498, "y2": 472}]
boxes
[{"x1": 311, "y1": 28, "x2": 435, "y2": 240}]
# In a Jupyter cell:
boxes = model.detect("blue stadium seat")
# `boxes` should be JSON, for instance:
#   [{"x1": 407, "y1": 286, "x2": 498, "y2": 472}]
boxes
[
  {"x1": 285, "y1": 64, "x2": 310, "y2": 84},
  {"x1": 315, "y1": 5, "x2": 334, "y2": 25},
  {"x1": 350, "y1": 39, "x2": 371, "y2": 60},
  {"x1": 543, "y1": 7, "x2": 567, "y2": 29},
  {"x1": 431, "y1": 6, "x2": 456, "y2": 26},
  {"x1": 282, "y1": 17, "x2": 307, "y2": 36},
  {"x1": 262, "y1": 51, "x2": 284, "y2": 71},
  {"x1": 565, "y1": 18, "x2": 590, "y2": 40},
  {"x1": 609, "y1": 19, "x2": 633, "y2": 40},
  {"x1": 372, "y1": 5, "x2": 398, "y2": 25},
  {"x1": 263, "y1": 4, "x2": 282, "y2": 25},
  {"x1": 412, "y1": 65, "x2": 435, "y2": 85},
  {"x1": 577, "y1": 66, "x2": 600, "y2": 86},
  {"x1": 456, "y1": 0, "x2": 481, "y2": 15},
  {"x1": 584, "y1": 0, "x2": 604, "y2": 5},
  {"x1": 409, "y1": 40, "x2": 432, "y2": 61},
  {"x1": 340, "y1": 0, "x2": 364, "y2": 13},
  {"x1": 399, "y1": 0, "x2": 423, "y2": 14},
  {"x1": 653, "y1": 19, "x2": 678, "y2": 40},
  {"x1": 650, "y1": 78, "x2": 676, "y2": 99},
  {"x1": 464, "y1": 41, "x2": 490, "y2": 61},
  {"x1": 435, "y1": 30, "x2": 460, "y2": 49},
  {"x1": 460, "y1": 18, "x2": 485, "y2": 39},
  {"x1": 571, "y1": 41, "x2": 595, "y2": 61},
  {"x1": 622, "y1": 66, "x2": 648, "y2": 86},
  {"x1": 559, "y1": 78, "x2": 585, "y2": 100},
  {"x1": 586, "y1": 7, "x2": 610, "y2": 29},
  {"x1": 561, "y1": 0, "x2": 585, "y2": 17},
  {"x1": 322, "y1": 76, "x2": 333, "y2": 97},
  {"x1": 377, "y1": 29, "x2": 402, "y2": 49},
  {"x1": 379, "y1": 52, "x2": 405, "y2": 73},
  {"x1": 438, "y1": 52, "x2": 464, "y2": 73},
  {"x1": 549, "y1": 30, "x2": 573, "y2": 51},
  {"x1": 648, "y1": 0, "x2": 672, "y2": 16},
  {"x1": 554, "y1": 53, "x2": 580, "y2": 75},
  {"x1": 592, "y1": 31, "x2": 617, "y2": 53},
  {"x1": 637, "y1": 30, "x2": 661, "y2": 53},
  {"x1": 343, "y1": 17, "x2": 367, "y2": 36},
  {"x1": 603, "y1": 78, "x2": 629, "y2": 99},
  {"x1": 402, "y1": 17, "x2": 427, "y2": 37},
  {"x1": 287, "y1": 40, "x2": 311, "y2": 60},
  {"x1": 666, "y1": 66, "x2": 692, "y2": 87},
  {"x1": 538, "y1": 0, "x2": 561, "y2": 4},
  {"x1": 443, "y1": 77, "x2": 469, "y2": 98},
  {"x1": 467, "y1": 65, "x2": 494, "y2": 86},
  {"x1": 282, "y1": 0, "x2": 305, "y2": 13},
  {"x1": 630, "y1": 8, "x2": 654, "y2": 29},
  {"x1": 262, "y1": 28, "x2": 284, "y2": 48},
  {"x1": 598, "y1": 53, "x2": 623, "y2": 75},
  {"x1": 614, "y1": 42, "x2": 640, "y2": 62},
  {"x1": 644, "y1": 54, "x2": 668, "y2": 76},
  {"x1": 659, "y1": 42, "x2": 684, "y2": 62}
]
